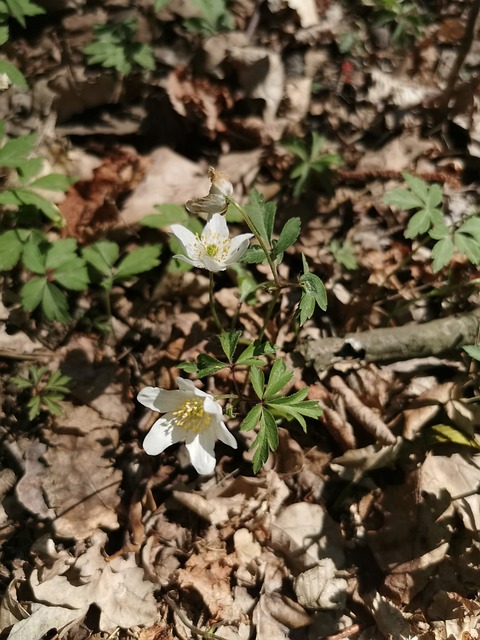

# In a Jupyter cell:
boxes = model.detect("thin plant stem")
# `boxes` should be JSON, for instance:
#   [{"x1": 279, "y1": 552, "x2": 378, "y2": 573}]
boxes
[
  {"x1": 259, "y1": 288, "x2": 280, "y2": 341},
  {"x1": 227, "y1": 197, "x2": 281, "y2": 288},
  {"x1": 209, "y1": 272, "x2": 223, "y2": 332}
]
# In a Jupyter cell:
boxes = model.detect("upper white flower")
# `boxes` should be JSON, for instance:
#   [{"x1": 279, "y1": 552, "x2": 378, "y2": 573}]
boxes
[
  {"x1": 138, "y1": 378, "x2": 237, "y2": 475},
  {"x1": 171, "y1": 213, "x2": 253, "y2": 272}
]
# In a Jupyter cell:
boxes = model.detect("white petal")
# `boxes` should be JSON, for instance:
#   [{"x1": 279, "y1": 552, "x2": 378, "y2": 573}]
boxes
[
  {"x1": 176, "y1": 378, "x2": 198, "y2": 394},
  {"x1": 224, "y1": 234, "x2": 254, "y2": 264},
  {"x1": 138, "y1": 386, "x2": 189, "y2": 413},
  {"x1": 143, "y1": 418, "x2": 184, "y2": 455},
  {"x1": 204, "y1": 395, "x2": 223, "y2": 419},
  {"x1": 185, "y1": 431, "x2": 216, "y2": 475},
  {"x1": 205, "y1": 213, "x2": 229, "y2": 239},
  {"x1": 137, "y1": 387, "x2": 161, "y2": 411},
  {"x1": 172, "y1": 254, "x2": 204, "y2": 268},
  {"x1": 214, "y1": 420, "x2": 238, "y2": 449},
  {"x1": 170, "y1": 224, "x2": 197, "y2": 252},
  {"x1": 201, "y1": 255, "x2": 226, "y2": 272}
]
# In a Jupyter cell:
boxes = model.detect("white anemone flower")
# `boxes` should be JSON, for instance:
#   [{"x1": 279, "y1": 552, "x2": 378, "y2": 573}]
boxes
[
  {"x1": 171, "y1": 213, "x2": 253, "y2": 272},
  {"x1": 138, "y1": 378, "x2": 237, "y2": 475}
]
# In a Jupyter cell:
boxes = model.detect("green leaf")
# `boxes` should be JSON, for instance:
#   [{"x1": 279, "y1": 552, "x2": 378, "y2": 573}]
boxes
[
  {"x1": 114, "y1": 245, "x2": 161, "y2": 280},
  {"x1": 0, "y1": 133, "x2": 36, "y2": 167},
  {"x1": 154, "y1": 0, "x2": 171, "y2": 9},
  {"x1": 236, "y1": 340, "x2": 275, "y2": 366},
  {"x1": 463, "y1": 345, "x2": 480, "y2": 361},
  {"x1": 454, "y1": 231, "x2": 480, "y2": 264},
  {"x1": 403, "y1": 173, "x2": 430, "y2": 202},
  {"x1": 272, "y1": 217, "x2": 301, "y2": 258},
  {"x1": 431, "y1": 236, "x2": 454, "y2": 272},
  {"x1": 28, "y1": 365, "x2": 48, "y2": 385},
  {"x1": 298, "y1": 271, "x2": 327, "y2": 322},
  {"x1": 83, "y1": 240, "x2": 119, "y2": 276},
  {"x1": 0, "y1": 26, "x2": 9, "y2": 46},
  {"x1": 54, "y1": 258, "x2": 90, "y2": 291},
  {"x1": 196, "y1": 354, "x2": 227, "y2": 378},
  {"x1": 244, "y1": 190, "x2": 276, "y2": 245},
  {"x1": 131, "y1": 43, "x2": 155, "y2": 71},
  {"x1": 429, "y1": 223, "x2": 449, "y2": 240},
  {"x1": 22, "y1": 238, "x2": 46, "y2": 274},
  {"x1": 41, "y1": 282, "x2": 69, "y2": 322},
  {"x1": 241, "y1": 245, "x2": 267, "y2": 264},
  {"x1": 457, "y1": 216, "x2": 480, "y2": 243},
  {"x1": 45, "y1": 239, "x2": 78, "y2": 270},
  {"x1": 10, "y1": 375, "x2": 33, "y2": 389},
  {"x1": 428, "y1": 424, "x2": 480, "y2": 451},
  {"x1": 5, "y1": 0, "x2": 44, "y2": 26},
  {"x1": 220, "y1": 331, "x2": 241, "y2": 362},
  {"x1": 405, "y1": 208, "x2": 433, "y2": 238},
  {"x1": 384, "y1": 187, "x2": 423, "y2": 210},
  {"x1": 249, "y1": 366, "x2": 265, "y2": 400},
  {"x1": 30, "y1": 173, "x2": 74, "y2": 192},
  {"x1": 27, "y1": 395, "x2": 41, "y2": 419},
  {"x1": 177, "y1": 361, "x2": 199, "y2": 374},
  {"x1": 240, "y1": 404, "x2": 262, "y2": 432},
  {"x1": 250, "y1": 424, "x2": 269, "y2": 474},
  {"x1": 0, "y1": 59, "x2": 27, "y2": 89},
  {"x1": 0, "y1": 229, "x2": 23, "y2": 270},
  {"x1": 45, "y1": 370, "x2": 71, "y2": 392},
  {"x1": 20, "y1": 277, "x2": 46, "y2": 311},
  {"x1": 281, "y1": 138, "x2": 309, "y2": 161},
  {"x1": 140, "y1": 204, "x2": 188, "y2": 228},
  {"x1": 262, "y1": 408, "x2": 279, "y2": 450},
  {"x1": 17, "y1": 157, "x2": 43, "y2": 183},
  {"x1": 328, "y1": 239, "x2": 358, "y2": 270},
  {"x1": 11, "y1": 188, "x2": 64, "y2": 224},
  {"x1": 42, "y1": 395, "x2": 64, "y2": 416},
  {"x1": 264, "y1": 359, "x2": 293, "y2": 400},
  {"x1": 266, "y1": 393, "x2": 322, "y2": 432},
  {"x1": 298, "y1": 290, "x2": 315, "y2": 326}
]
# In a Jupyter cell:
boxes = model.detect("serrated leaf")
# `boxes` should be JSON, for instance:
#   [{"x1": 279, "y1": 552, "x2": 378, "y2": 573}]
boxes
[
  {"x1": 463, "y1": 345, "x2": 480, "y2": 361},
  {"x1": 0, "y1": 133, "x2": 36, "y2": 167},
  {"x1": 54, "y1": 258, "x2": 90, "y2": 291},
  {"x1": 41, "y1": 282, "x2": 69, "y2": 322},
  {"x1": 384, "y1": 187, "x2": 424, "y2": 210},
  {"x1": 240, "y1": 404, "x2": 262, "y2": 432},
  {"x1": 83, "y1": 240, "x2": 119, "y2": 276},
  {"x1": 454, "y1": 231, "x2": 480, "y2": 264},
  {"x1": 0, "y1": 59, "x2": 27, "y2": 89},
  {"x1": 140, "y1": 204, "x2": 188, "y2": 228},
  {"x1": 30, "y1": 173, "x2": 74, "y2": 192},
  {"x1": 114, "y1": 245, "x2": 161, "y2": 279},
  {"x1": 405, "y1": 208, "x2": 432, "y2": 238},
  {"x1": 250, "y1": 426, "x2": 269, "y2": 474},
  {"x1": 457, "y1": 216, "x2": 480, "y2": 242},
  {"x1": 0, "y1": 229, "x2": 23, "y2": 270},
  {"x1": 430, "y1": 236, "x2": 454, "y2": 272},
  {"x1": 42, "y1": 395, "x2": 64, "y2": 416},
  {"x1": 249, "y1": 366, "x2": 265, "y2": 399},
  {"x1": 45, "y1": 370, "x2": 71, "y2": 391},
  {"x1": 264, "y1": 359, "x2": 293, "y2": 400},
  {"x1": 300, "y1": 273, "x2": 327, "y2": 310},
  {"x1": 196, "y1": 354, "x2": 227, "y2": 378},
  {"x1": 131, "y1": 43, "x2": 155, "y2": 70},
  {"x1": 10, "y1": 375, "x2": 33, "y2": 389},
  {"x1": 281, "y1": 138, "x2": 308, "y2": 161},
  {"x1": 5, "y1": 0, "x2": 44, "y2": 26},
  {"x1": 27, "y1": 395, "x2": 41, "y2": 419},
  {"x1": 241, "y1": 245, "x2": 267, "y2": 264},
  {"x1": 12, "y1": 188, "x2": 64, "y2": 224},
  {"x1": 220, "y1": 331, "x2": 241, "y2": 362},
  {"x1": 266, "y1": 396, "x2": 322, "y2": 432},
  {"x1": 244, "y1": 190, "x2": 276, "y2": 245},
  {"x1": 272, "y1": 217, "x2": 301, "y2": 258},
  {"x1": 17, "y1": 157, "x2": 43, "y2": 183},
  {"x1": 22, "y1": 238, "x2": 46, "y2": 274},
  {"x1": 429, "y1": 223, "x2": 449, "y2": 240},
  {"x1": 262, "y1": 408, "x2": 279, "y2": 450},
  {"x1": 236, "y1": 340, "x2": 275, "y2": 366},
  {"x1": 20, "y1": 277, "x2": 46, "y2": 311},
  {"x1": 45, "y1": 239, "x2": 78, "y2": 270},
  {"x1": 402, "y1": 173, "x2": 430, "y2": 201}
]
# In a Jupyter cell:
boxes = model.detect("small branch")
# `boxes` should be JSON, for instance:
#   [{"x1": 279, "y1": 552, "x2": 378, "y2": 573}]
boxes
[
  {"x1": 299, "y1": 309, "x2": 480, "y2": 372},
  {"x1": 322, "y1": 623, "x2": 361, "y2": 640},
  {"x1": 165, "y1": 595, "x2": 229, "y2": 640}
]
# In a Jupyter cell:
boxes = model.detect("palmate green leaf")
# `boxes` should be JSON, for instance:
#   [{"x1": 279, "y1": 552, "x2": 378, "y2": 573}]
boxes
[
  {"x1": 272, "y1": 217, "x2": 301, "y2": 259},
  {"x1": 195, "y1": 354, "x2": 227, "y2": 378},
  {"x1": 28, "y1": 365, "x2": 48, "y2": 385},
  {"x1": 114, "y1": 245, "x2": 161, "y2": 279},
  {"x1": 384, "y1": 187, "x2": 423, "y2": 210},
  {"x1": 264, "y1": 358, "x2": 294, "y2": 400},
  {"x1": 83, "y1": 240, "x2": 119, "y2": 276},
  {"x1": 54, "y1": 258, "x2": 90, "y2": 291},
  {"x1": 244, "y1": 190, "x2": 276, "y2": 245},
  {"x1": 249, "y1": 365, "x2": 265, "y2": 399},
  {"x1": 140, "y1": 204, "x2": 188, "y2": 228},
  {"x1": 457, "y1": 216, "x2": 480, "y2": 242},
  {"x1": 405, "y1": 207, "x2": 443, "y2": 239},
  {"x1": 0, "y1": 59, "x2": 27, "y2": 89},
  {"x1": 220, "y1": 331, "x2": 241, "y2": 362},
  {"x1": 0, "y1": 133, "x2": 36, "y2": 167},
  {"x1": 463, "y1": 345, "x2": 480, "y2": 361},
  {"x1": 431, "y1": 236, "x2": 454, "y2": 272},
  {"x1": 298, "y1": 272, "x2": 327, "y2": 324},
  {"x1": 131, "y1": 43, "x2": 155, "y2": 71},
  {"x1": 240, "y1": 404, "x2": 262, "y2": 432},
  {"x1": 402, "y1": 173, "x2": 430, "y2": 202},
  {"x1": 45, "y1": 238, "x2": 78, "y2": 270},
  {"x1": 45, "y1": 370, "x2": 71, "y2": 393},
  {"x1": 429, "y1": 223, "x2": 449, "y2": 240},
  {"x1": 0, "y1": 229, "x2": 23, "y2": 270}
]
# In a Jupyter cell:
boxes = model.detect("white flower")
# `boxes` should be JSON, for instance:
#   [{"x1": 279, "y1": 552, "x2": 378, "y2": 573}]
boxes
[
  {"x1": 171, "y1": 213, "x2": 253, "y2": 272},
  {"x1": 138, "y1": 378, "x2": 237, "y2": 475}
]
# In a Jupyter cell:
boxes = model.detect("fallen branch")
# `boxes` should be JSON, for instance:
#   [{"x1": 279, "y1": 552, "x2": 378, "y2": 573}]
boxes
[{"x1": 299, "y1": 309, "x2": 480, "y2": 373}]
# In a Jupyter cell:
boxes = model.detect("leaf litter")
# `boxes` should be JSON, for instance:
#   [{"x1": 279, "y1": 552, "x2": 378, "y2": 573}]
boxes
[{"x1": 1, "y1": 1, "x2": 480, "y2": 639}]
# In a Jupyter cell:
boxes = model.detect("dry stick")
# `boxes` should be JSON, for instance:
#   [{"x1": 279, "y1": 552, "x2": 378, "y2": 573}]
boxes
[
  {"x1": 435, "y1": 0, "x2": 480, "y2": 114},
  {"x1": 323, "y1": 624, "x2": 361, "y2": 640},
  {"x1": 164, "y1": 595, "x2": 229, "y2": 640},
  {"x1": 299, "y1": 309, "x2": 480, "y2": 372},
  {"x1": 329, "y1": 376, "x2": 396, "y2": 445}
]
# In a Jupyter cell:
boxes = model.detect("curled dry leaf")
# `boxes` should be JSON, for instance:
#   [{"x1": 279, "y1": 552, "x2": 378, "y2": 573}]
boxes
[{"x1": 294, "y1": 559, "x2": 347, "y2": 610}]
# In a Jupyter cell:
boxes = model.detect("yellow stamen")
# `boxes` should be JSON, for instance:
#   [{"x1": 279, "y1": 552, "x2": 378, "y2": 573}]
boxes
[{"x1": 173, "y1": 398, "x2": 211, "y2": 434}]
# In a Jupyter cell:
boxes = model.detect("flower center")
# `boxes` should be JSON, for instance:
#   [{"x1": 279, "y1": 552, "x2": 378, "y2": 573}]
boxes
[
  {"x1": 194, "y1": 231, "x2": 231, "y2": 262},
  {"x1": 173, "y1": 398, "x2": 211, "y2": 434}
]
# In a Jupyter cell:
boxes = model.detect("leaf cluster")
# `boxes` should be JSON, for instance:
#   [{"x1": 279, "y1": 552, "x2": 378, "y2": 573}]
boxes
[
  {"x1": 281, "y1": 132, "x2": 343, "y2": 198},
  {"x1": 328, "y1": 239, "x2": 358, "y2": 271},
  {"x1": 11, "y1": 365, "x2": 71, "y2": 420},
  {"x1": 241, "y1": 359, "x2": 322, "y2": 472},
  {"x1": 184, "y1": 0, "x2": 234, "y2": 35},
  {"x1": 384, "y1": 174, "x2": 480, "y2": 272},
  {"x1": 0, "y1": 125, "x2": 72, "y2": 225},
  {"x1": 362, "y1": 0, "x2": 424, "y2": 45},
  {"x1": 83, "y1": 18, "x2": 155, "y2": 76}
]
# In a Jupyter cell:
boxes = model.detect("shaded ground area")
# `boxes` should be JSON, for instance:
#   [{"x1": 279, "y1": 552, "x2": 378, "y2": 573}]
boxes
[{"x1": 1, "y1": 1, "x2": 480, "y2": 639}]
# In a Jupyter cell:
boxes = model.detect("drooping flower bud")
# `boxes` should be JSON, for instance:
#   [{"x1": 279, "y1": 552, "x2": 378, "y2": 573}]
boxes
[{"x1": 185, "y1": 166, "x2": 233, "y2": 218}]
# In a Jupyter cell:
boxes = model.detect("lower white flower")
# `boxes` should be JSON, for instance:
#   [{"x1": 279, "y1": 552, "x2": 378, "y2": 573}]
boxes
[
  {"x1": 138, "y1": 378, "x2": 237, "y2": 475},
  {"x1": 171, "y1": 213, "x2": 253, "y2": 272}
]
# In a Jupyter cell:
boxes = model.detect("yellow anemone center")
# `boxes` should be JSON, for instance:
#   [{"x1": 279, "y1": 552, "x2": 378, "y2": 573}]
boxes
[
  {"x1": 173, "y1": 398, "x2": 211, "y2": 434},
  {"x1": 195, "y1": 231, "x2": 231, "y2": 262}
]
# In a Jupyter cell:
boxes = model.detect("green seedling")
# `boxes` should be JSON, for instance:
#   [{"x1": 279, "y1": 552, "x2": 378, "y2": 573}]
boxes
[{"x1": 11, "y1": 365, "x2": 71, "y2": 420}]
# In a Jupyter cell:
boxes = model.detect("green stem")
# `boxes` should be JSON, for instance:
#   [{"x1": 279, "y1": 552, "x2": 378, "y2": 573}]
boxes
[
  {"x1": 228, "y1": 197, "x2": 281, "y2": 288},
  {"x1": 259, "y1": 288, "x2": 280, "y2": 341},
  {"x1": 209, "y1": 272, "x2": 223, "y2": 332}
]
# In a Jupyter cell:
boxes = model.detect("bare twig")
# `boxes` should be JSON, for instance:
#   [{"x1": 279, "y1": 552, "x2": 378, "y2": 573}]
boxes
[
  {"x1": 323, "y1": 624, "x2": 361, "y2": 640},
  {"x1": 165, "y1": 594, "x2": 229, "y2": 640}
]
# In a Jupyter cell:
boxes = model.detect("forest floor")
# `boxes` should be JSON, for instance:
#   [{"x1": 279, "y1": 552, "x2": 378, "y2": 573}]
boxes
[{"x1": 1, "y1": 1, "x2": 480, "y2": 639}]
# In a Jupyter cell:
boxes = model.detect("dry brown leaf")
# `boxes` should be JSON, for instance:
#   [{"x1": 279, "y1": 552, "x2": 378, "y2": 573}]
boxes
[
  {"x1": 294, "y1": 560, "x2": 347, "y2": 610},
  {"x1": 15, "y1": 440, "x2": 55, "y2": 520},
  {"x1": 30, "y1": 530, "x2": 157, "y2": 632}
]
